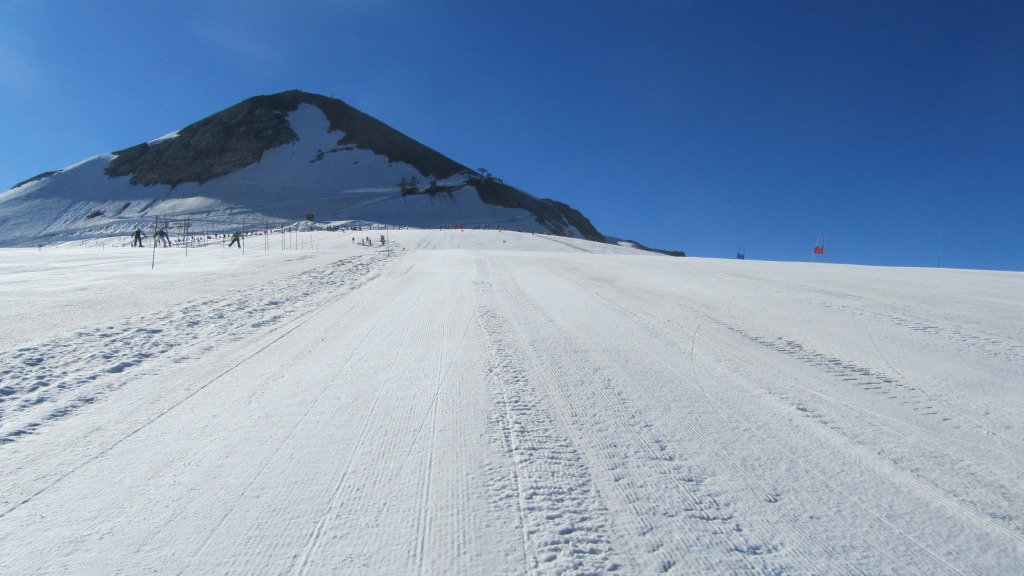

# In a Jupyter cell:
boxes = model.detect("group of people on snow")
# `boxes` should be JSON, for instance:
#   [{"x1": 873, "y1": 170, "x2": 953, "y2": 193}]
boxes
[
  {"x1": 352, "y1": 235, "x2": 385, "y2": 247},
  {"x1": 131, "y1": 228, "x2": 243, "y2": 248},
  {"x1": 129, "y1": 226, "x2": 401, "y2": 250},
  {"x1": 131, "y1": 228, "x2": 172, "y2": 247}
]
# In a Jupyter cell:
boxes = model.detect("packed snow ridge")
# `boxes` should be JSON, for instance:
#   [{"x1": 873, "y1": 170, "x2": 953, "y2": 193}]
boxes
[{"x1": 1, "y1": 228, "x2": 1022, "y2": 574}]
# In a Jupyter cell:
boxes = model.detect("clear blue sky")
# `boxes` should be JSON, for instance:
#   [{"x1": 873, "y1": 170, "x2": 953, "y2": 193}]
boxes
[{"x1": 2, "y1": 1, "x2": 1021, "y2": 270}]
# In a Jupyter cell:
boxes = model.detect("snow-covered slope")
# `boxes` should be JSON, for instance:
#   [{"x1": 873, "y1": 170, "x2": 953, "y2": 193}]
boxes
[
  {"x1": 0, "y1": 91, "x2": 604, "y2": 247},
  {"x1": 1, "y1": 231, "x2": 1022, "y2": 573}
]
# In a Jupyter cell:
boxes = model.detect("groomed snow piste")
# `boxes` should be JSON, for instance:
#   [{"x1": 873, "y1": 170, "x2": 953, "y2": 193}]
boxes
[{"x1": 1, "y1": 229, "x2": 1022, "y2": 574}]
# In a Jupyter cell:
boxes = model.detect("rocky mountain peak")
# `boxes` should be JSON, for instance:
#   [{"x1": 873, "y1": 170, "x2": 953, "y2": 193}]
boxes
[{"x1": 105, "y1": 90, "x2": 469, "y2": 187}]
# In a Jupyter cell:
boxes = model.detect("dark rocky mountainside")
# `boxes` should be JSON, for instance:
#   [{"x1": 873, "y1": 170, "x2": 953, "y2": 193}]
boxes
[
  {"x1": 471, "y1": 177, "x2": 602, "y2": 241},
  {"x1": 105, "y1": 90, "x2": 469, "y2": 187},
  {"x1": 98, "y1": 90, "x2": 611, "y2": 243}
]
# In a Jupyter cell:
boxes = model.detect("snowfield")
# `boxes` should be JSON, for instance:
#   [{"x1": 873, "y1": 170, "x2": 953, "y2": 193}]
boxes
[{"x1": 1, "y1": 229, "x2": 1022, "y2": 574}]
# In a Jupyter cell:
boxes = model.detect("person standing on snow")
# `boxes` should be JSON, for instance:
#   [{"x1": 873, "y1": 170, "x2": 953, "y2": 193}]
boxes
[
  {"x1": 228, "y1": 231, "x2": 242, "y2": 248},
  {"x1": 132, "y1": 228, "x2": 144, "y2": 247}
]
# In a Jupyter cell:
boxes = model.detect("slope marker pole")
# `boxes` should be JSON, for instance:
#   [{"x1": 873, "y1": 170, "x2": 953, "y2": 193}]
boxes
[{"x1": 151, "y1": 216, "x2": 159, "y2": 270}]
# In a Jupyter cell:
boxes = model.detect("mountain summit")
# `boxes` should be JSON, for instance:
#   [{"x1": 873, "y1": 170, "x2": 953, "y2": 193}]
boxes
[
  {"x1": 0, "y1": 90, "x2": 606, "y2": 246},
  {"x1": 103, "y1": 91, "x2": 469, "y2": 188}
]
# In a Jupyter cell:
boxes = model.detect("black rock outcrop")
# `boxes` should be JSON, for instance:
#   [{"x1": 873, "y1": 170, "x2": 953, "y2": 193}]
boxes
[
  {"x1": 472, "y1": 177, "x2": 603, "y2": 242},
  {"x1": 105, "y1": 90, "x2": 468, "y2": 187}
]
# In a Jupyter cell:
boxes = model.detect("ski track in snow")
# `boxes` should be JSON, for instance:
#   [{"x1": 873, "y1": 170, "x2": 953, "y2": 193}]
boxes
[
  {"x1": 707, "y1": 321, "x2": 1024, "y2": 547},
  {"x1": 477, "y1": 287, "x2": 621, "y2": 574},
  {"x1": 0, "y1": 252, "x2": 389, "y2": 444},
  {"x1": 1, "y1": 230, "x2": 1023, "y2": 575},
  {"x1": 477, "y1": 259, "x2": 790, "y2": 574},
  {"x1": 528, "y1": 256, "x2": 1024, "y2": 574}
]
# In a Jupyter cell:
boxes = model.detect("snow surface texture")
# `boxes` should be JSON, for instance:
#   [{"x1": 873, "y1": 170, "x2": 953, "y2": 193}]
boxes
[
  {"x1": 0, "y1": 104, "x2": 568, "y2": 247},
  {"x1": 1, "y1": 229, "x2": 1023, "y2": 574}
]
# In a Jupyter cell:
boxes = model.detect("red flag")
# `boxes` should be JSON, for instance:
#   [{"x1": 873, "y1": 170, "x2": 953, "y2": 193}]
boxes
[{"x1": 813, "y1": 246, "x2": 824, "y2": 254}]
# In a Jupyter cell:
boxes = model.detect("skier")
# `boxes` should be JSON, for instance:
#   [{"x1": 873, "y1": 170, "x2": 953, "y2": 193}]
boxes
[
  {"x1": 156, "y1": 229, "x2": 171, "y2": 247},
  {"x1": 131, "y1": 228, "x2": 144, "y2": 247},
  {"x1": 228, "y1": 231, "x2": 242, "y2": 248},
  {"x1": 380, "y1": 234, "x2": 386, "y2": 245}
]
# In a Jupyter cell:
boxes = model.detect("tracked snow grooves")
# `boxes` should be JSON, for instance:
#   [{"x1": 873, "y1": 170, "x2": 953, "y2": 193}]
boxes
[
  {"x1": 2, "y1": 238, "x2": 1023, "y2": 574},
  {"x1": 717, "y1": 320, "x2": 1022, "y2": 444},
  {"x1": 530, "y1": 257, "x2": 1023, "y2": 573},
  {"x1": 518, "y1": 260, "x2": 848, "y2": 570},
  {"x1": 195, "y1": 251, "x2": 499, "y2": 576},
  {"x1": 637, "y1": 286, "x2": 1024, "y2": 569},
  {"x1": 710, "y1": 321, "x2": 1024, "y2": 549},
  {"x1": 476, "y1": 281, "x2": 622, "y2": 574},
  {"x1": 797, "y1": 290, "x2": 1023, "y2": 364},
  {"x1": 722, "y1": 323, "x2": 935, "y2": 416},
  {"x1": 700, "y1": 330, "x2": 1024, "y2": 572},
  {"x1": 281, "y1": 285, "x2": 436, "y2": 576},
  {"x1": 691, "y1": 266, "x2": 1023, "y2": 365},
  {"x1": 882, "y1": 306, "x2": 1020, "y2": 361},
  {"x1": 685, "y1": 328, "x2": 1006, "y2": 575},
  {"x1": 0, "y1": 252, "x2": 397, "y2": 526},
  {"x1": 222, "y1": 268, "x2": 447, "y2": 574},
  {"x1": 185, "y1": 279, "x2": 431, "y2": 574},
  {"x1": 0, "y1": 252, "x2": 389, "y2": 444},
  {"x1": 487, "y1": 263, "x2": 798, "y2": 574}
]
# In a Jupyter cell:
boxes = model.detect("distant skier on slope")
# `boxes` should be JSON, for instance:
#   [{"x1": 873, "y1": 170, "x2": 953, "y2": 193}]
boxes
[
  {"x1": 228, "y1": 231, "x2": 242, "y2": 248},
  {"x1": 156, "y1": 229, "x2": 171, "y2": 247},
  {"x1": 132, "y1": 228, "x2": 144, "y2": 247}
]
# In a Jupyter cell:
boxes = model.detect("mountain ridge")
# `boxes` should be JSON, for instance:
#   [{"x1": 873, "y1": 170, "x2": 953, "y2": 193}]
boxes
[
  {"x1": 0, "y1": 90, "x2": 681, "y2": 253},
  {"x1": 104, "y1": 90, "x2": 470, "y2": 188}
]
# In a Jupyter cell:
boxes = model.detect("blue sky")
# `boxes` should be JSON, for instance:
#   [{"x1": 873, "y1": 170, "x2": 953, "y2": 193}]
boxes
[{"x1": 1, "y1": 1, "x2": 1021, "y2": 270}]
